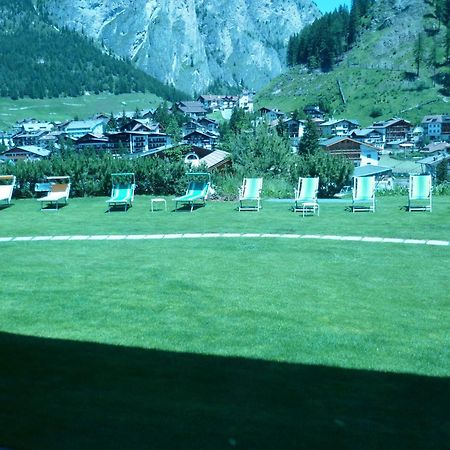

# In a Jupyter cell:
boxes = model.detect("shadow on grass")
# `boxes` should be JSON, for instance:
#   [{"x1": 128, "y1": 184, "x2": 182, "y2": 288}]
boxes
[
  {"x1": 0, "y1": 203, "x2": 14, "y2": 211},
  {"x1": 0, "y1": 332, "x2": 448, "y2": 450},
  {"x1": 172, "y1": 204, "x2": 205, "y2": 212},
  {"x1": 105, "y1": 204, "x2": 132, "y2": 213},
  {"x1": 39, "y1": 203, "x2": 69, "y2": 212}
]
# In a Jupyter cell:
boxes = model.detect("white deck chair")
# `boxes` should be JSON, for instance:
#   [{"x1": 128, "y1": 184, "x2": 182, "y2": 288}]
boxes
[
  {"x1": 352, "y1": 176, "x2": 375, "y2": 212},
  {"x1": 293, "y1": 177, "x2": 319, "y2": 216},
  {"x1": 0, "y1": 175, "x2": 16, "y2": 206},
  {"x1": 408, "y1": 174, "x2": 432, "y2": 212},
  {"x1": 238, "y1": 177, "x2": 263, "y2": 211}
]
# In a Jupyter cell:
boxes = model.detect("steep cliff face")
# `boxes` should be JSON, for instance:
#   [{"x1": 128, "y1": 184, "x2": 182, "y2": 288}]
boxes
[{"x1": 44, "y1": 0, "x2": 320, "y2": 94}]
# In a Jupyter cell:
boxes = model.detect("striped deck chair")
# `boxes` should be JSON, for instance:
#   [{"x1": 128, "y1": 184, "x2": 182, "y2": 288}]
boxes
[
  {"x1": 38, "y1": 178, "x2": 71, "y2": 210},
  {"x1": 107, "y1": 183, "x2": 135, "y2": 212},
  {"x1": 408, "y1": 174, "x2": 432, "y2": 212},
  {"x1": 238, "y1": 177, "x2": 263, "y2": 211},
  {"x1": 175, "y1": 181, "x2": 210, "y2": 212},
  {"x1": 293, "y1": 177, "x2": 319, "y2": 216},
  {"x1": 352, "y1": 176, "x2": 375, "y2": 212}
]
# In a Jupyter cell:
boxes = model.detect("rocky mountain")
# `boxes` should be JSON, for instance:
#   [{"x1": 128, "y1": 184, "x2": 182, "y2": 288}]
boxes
[{"x1": 43, "y1": 0, "x2": 320, "y2": 94}]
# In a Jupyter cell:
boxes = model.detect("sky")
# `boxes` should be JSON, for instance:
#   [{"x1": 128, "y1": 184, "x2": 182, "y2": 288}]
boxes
[{"x1": 314, "y1": 0, "x2": 352, "y2": 13}]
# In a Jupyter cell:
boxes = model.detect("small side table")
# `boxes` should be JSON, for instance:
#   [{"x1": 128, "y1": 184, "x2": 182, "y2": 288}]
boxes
[{"x1": 151, "y1": 198, "x2": 167, "y2": 212}]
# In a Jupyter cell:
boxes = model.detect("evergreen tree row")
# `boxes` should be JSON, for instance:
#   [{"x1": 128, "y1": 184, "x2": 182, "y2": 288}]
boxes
[
  {"x1": 0, "y1": 0, "x2": 185, "y2": 101},
  {"x1": 286, "y1": 0, "x2": 375, "y2": 71}
]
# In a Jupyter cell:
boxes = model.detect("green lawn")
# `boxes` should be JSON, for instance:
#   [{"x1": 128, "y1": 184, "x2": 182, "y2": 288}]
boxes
[
  {"x1": 0, "y1": 196, "x2": 449, "y2": 449},
  {"x1": 0, "y1": 92, "x2": 162, "y2": 129}
]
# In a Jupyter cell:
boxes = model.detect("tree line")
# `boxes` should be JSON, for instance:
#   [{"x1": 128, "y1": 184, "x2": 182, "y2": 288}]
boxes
[
  {"x1": 0, "y1": 109, "x2": 354, "y2": 199},
  {"x1": 0, "y1": 0, "x2": 185, "y2": 101},
  {"x1": 286, "y1": 0, "x2": 375, "y2": 71}
]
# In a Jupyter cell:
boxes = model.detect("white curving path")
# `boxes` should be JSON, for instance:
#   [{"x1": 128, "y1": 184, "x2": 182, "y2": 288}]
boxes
[{"x1": 0, "y1": 233, "x2": 449, "y2": 247}]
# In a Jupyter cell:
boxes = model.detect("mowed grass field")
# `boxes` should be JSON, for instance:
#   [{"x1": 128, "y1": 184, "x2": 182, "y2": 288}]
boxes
[
  {"x1": 0, "y1": 92, "x2": 162, "y2": 129},
  {"x1": 0, "y1": 196, "x2": 449, "y2": 449}
]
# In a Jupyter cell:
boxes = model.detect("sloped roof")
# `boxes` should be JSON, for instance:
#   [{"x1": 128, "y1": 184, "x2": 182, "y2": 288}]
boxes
[
  {"x1": 199, "y1": 150, "x2": 231, "y2": 169},
  {"x1": 4, "y1": 145, "x2": 50, "y2": 157},
  {"x1": 353, "y1": 165, "x2": 392, "y2": 177}
]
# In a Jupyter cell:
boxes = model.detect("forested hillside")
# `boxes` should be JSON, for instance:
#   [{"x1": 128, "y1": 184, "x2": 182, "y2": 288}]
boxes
[
  {"x1": 287, "y1": 0, "x2": 375, "y2": 71},
  {"x1": 257, "y1": 0, "x2": 450, "y2": 125},
  {"x1": 0, "y1": 0, "x2": 184, "y2": 101}
]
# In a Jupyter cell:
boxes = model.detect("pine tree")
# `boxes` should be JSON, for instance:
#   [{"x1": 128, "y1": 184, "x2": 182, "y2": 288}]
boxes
[{"x1": 298, "y1": 118, "x2": 320, "y2": 155}]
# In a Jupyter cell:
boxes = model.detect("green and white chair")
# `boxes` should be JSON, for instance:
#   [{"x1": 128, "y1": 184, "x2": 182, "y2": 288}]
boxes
[
  {"x1": 293, "y1": 177, "x2": 319, "y2": 216},
  {"x1": 0, "y1": 175, "x2": 16, "y2": 206},
  {"x1": 408, "y1": 174, "x2": 432, "y2": 212},
  {"x1": 238, "y1": 177, "x2": 263, "y2": 211},
  {"x1": 38, "y1": 176, "x2": 71, "y2": 211},
  {"x1": 175, "y1": 180, "x2": 210, "y2": 212},
  {"x1": 352, "y1": 175, "x2": 375, "y2": 212},
  {"x1": 106, "y1": 173, "x2": 136, "y2": 212}
]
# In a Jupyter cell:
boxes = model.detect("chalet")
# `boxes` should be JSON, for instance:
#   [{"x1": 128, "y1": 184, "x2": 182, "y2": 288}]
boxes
[
  {"x1": 75, "y1": 133, "x2": 111, "y2": 151},
  {"x1": 197, "y1": 117, "x2": 219, "y2": 133},
  {"x1": 123, "y1": 118, "x2": 160, "y2": 133},
  {"x1": 1, "y1": 145, "x2": 50, "y2": 162},
  {"x1": 319, "y1": 119, "x2": 359, "y2": 137},
  {"x1": 259, "y1": 107, "x2": 285, "y2": 123},
  {"x1": 347, "y1": 128, "x2": 384, "y2": 147},
  {"x1": 128, "y1": 131, "x2": 171, "y2": 153},
  {"x1": 303, "y1": 105, "x2": 325, "y2": 120},
  {"x1": 222, "y1": 95, "x2": 239, "y2": 109},
  {"x1": 174, "y1": 101, "x2": 208, "y2": 118},
  {"x1": 281, "y1": 118, "x2": 305, "y2": 148},
  {"x1": 141, "y1": 109, "x2": 157, "y2": 120},
  {"x1": 320, "y1": 136, "x2": 380, "y2": 165},
  {"x1": 12, "y1": 130, "x2": 49, "y2": 147},
  {"x1": 417, "y1": 153, "x2": 450, "y2": 177},
  {"x1": 182, "y1": 130, "x2": 218, "y2": 150},
  {"x1": 65, "y1": 119, "x2": 107, "y2": 138},
  {"x1": 238, "y1": 92, "x2": 254, "y2": 112},
  {"x1": 420, "y1": 141, "x2": 450, "y2": 156},
  {"x1": 369, "y1": 118, "x2": 413, "y2": 145},
  {"x1": 197, "y1": 95, "x2": 224, "y2": 111},
  {"x1": 75, "y1": 131, "x2": 171, "y2": 154},
  {"x1": 421, "y1": 114, "x2": 450, "y2": 141},
  {"x1": 38, "y1": 131, "x2": 66, "y2": 150}
]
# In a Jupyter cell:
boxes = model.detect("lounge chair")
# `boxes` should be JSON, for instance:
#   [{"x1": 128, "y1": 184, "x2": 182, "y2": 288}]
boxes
[
  {"x1": 175, "y1": 181, "x2": 210, "y2": 212},
  {"x1": 293, "y1": 177, "x2": 319, "y2": 216},
  {"x1": 106, "y1": 173, "x2": 136, "y2": 212},
  {"x1": 408, "y1": 174, "x2": 432, "y2": 212},
  {"x1": 0, "y1": 175, "x2": 16, "y2": 206},
  {"x1": 38, "y1": 176, "x2": 71, "y2": 210},
  {"x1": 238, "y1": 177, "x2": 263, "y2": 211},
  {"x1": 352, "y1": 176, "x2": 375, "y2": 212}
]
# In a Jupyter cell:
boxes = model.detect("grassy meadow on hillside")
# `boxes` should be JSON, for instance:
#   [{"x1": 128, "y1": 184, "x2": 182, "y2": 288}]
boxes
[{"x1": 0, "y1": 92, "x2": 163, "y2": 129}]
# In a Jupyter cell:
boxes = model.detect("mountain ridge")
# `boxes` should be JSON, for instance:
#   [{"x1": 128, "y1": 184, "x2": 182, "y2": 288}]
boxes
[{"x1": 42, "y1": 0, "x2": 321, "y2": 95}]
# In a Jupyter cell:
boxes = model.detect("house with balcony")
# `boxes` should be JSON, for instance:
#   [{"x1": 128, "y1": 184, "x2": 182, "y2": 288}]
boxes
[
  {"x1": 183, "y1": 130, "x2": 218, "y2": 150},
  {"x1": 369, "y1": 118, "x2": 413, "y2": 146},
  {"x1": 320, "y1": 136, "x2": 380, "y2": 166},
  {"x1": 319, "y1": 119, "x2": 359, "y2": 137},
  {"x1": 259, "y1": 107, "x2": 285, "y2": 123},
  {"x1": 421, "y1": 114, "x2": 450, "y2": 141},
  {"x1": 347, "y1": 128, "x2": 384, "y2": 148},
  {"x1": 174, "y1": 101, "x2": 208, "y2": 119}
]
